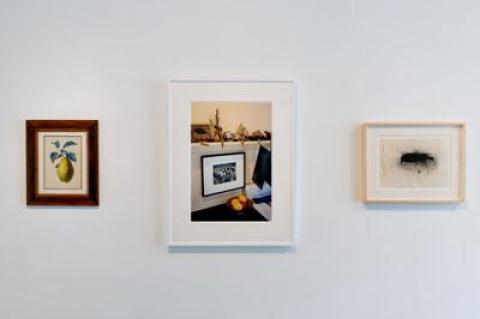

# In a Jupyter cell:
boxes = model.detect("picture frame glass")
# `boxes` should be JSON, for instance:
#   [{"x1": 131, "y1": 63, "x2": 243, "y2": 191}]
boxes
[
  {"x1": 170, "y1": 81, "x2": 295, "y2": 245},
  {"x1": 26, "y1": 120, "x2": 99, "y2": 206},
  {"x1": 38, "y1": 131, "x2": 89, "y2": 195},
  {"x1": 202, "y1": 153, "x2": 245, "y2": 197},
  {"x1": 364, "y1": 123, "x2": 465, "y2": 203}
]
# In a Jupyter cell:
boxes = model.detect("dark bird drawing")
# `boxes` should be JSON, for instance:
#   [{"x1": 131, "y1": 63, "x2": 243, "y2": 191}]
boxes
[{"x1": 400, "y1": 151, "x2": 436, "y2": 168}]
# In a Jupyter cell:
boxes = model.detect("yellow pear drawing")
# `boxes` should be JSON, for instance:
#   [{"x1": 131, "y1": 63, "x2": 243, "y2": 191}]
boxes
[{"x1": 57, "y1": 157, "x2": 74, "y2": 183}]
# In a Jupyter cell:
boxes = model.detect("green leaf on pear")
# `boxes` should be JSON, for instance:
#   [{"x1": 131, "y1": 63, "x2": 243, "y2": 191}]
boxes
[
  {"x1": 66, "y1": 152, "x2": 77, "y2": 162},
  {"x1": 63, "y1": 141, "x2": 77, "y2": 149},
  {"x1": 50, "y1": 152, "x2": 60, "y2": 163}
]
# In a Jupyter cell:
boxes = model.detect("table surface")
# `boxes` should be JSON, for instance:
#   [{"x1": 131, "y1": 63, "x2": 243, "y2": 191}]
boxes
[{"x1": 191, "y1": 203, "x2": 268, "y2": 222}]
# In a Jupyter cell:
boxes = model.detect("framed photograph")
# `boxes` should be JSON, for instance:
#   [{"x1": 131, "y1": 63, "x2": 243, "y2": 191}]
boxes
[
  {"x1": 26, "y1": 120, "x2": 99, "y2": 206},
  {"x1": 202, "y1": 152, "x2": 245, "y2": 197},
  {"x1": 169, "y1": 79, "x2": 295, "y2": 246},
  {"x1": 363, "y1": 122, "x2": 465, "y2": 203}
]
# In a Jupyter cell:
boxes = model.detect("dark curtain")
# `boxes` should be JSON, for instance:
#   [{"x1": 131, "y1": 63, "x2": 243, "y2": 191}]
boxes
[{"x1": 252, "y1": 146, "x2": 271, "y2": 189}]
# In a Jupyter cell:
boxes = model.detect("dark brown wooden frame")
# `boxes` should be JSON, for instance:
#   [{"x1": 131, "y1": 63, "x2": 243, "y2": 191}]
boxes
[{"x1": 26, "y1": 120, "x2": 99, "y2": 206}]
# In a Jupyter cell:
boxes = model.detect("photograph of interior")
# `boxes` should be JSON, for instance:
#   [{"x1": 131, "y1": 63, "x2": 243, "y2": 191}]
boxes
[{"x1": 191, "y1": 101, "x2": 272, "y2": 222}]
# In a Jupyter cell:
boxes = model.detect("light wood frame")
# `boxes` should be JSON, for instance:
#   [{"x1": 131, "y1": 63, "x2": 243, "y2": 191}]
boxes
[{"x1": 362, "y1": 121, "x2": 465, "y2": 203}]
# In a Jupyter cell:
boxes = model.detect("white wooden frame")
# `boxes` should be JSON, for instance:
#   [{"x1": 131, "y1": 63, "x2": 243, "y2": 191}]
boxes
[
  {"x1": 168, "y1": 79, "x2": 296, "y2": 246},
  {"x1": 363, "y1": 121, "x2": 466, "y2": 203}
]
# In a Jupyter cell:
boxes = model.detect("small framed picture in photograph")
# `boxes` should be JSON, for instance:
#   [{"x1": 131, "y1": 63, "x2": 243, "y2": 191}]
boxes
[
  {"x1": 26, "y1": 120, "x2": 99, "y2": 206},
  {"x1": 169, "y1": 79, "x2": 295, "y2": 246},
  {"x1": 191, "y1": 124, "x2": 213, "y2": 143},
  {"x1": 363, "y1": 122, "x2": 465, "y2": 203},
  {"x1": 202, "y1": 153, "x2": 245, "y2": 197}
]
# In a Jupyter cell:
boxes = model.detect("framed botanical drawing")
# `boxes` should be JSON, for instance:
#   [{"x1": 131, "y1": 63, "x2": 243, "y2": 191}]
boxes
[
  {"x1": 169, "y1": 79, "x2": 295, "y2": 246},
  {"x1": 26, "y1": 120, "x2": 99, "y2": 206},
  {"x1": 363, "y1": 122, "x2": 465, "y2": 203}
]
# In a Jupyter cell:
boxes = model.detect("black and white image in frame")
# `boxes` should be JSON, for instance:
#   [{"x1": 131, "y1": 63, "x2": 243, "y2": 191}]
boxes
[
  {"x1": 213, "y1": 162, "x2": 237, "y2": 185},
  {"x1": 379, "y1": 138, "x2": 449, "y2": 189},
  {"x1": 201, "y1": 153, "x2": 245, "y2": 197}
]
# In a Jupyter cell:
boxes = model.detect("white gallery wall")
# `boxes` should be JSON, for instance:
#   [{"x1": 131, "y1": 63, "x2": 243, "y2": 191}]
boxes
[{"x1": 1, "y1": 0, "x2": 480, "y2": 318}]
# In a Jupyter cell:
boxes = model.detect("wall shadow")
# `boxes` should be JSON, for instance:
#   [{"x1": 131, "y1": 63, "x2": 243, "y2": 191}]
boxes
[
  {"x1": 364, "y1": 202, "x2": 465, "y2": 212},
  {"x1": 149, "y1": 79, "x2": 169, "y2": 246},
  {"x1": 25, "y1": 206, "x2": 101, "y2": 213},
  {"x1": 169, "y1": 245, "x2": 296, "y2": 254}
]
